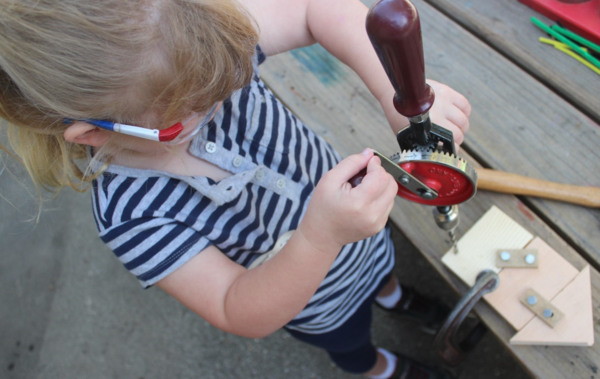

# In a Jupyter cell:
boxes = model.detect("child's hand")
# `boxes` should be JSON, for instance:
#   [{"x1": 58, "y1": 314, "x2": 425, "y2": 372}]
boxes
[
  {"x1": 427, "y1": 79, "x2": 472, "y2": 151},
  {"x1": 379, "y1": 80, "x2": 471, "y2": 152},
  {"x1": 298, "y1": 149, "x2": 398, "y2": 255}
]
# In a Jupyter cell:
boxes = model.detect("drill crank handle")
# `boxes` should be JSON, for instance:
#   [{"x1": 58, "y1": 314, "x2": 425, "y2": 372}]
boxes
[
  {"x1": 348, "y1": 150, "x2": 438, "y2": 200},
  {"x1": 477, "y1": 168, "x2": 600, "y2": 208},
  {"x1": 366, "y1": 0, "x2": 435, "y2": 120}
]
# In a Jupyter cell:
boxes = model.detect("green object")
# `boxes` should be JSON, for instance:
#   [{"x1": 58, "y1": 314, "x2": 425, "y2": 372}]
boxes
[
  {"x1": 531, "y1": 17, "x2": 600, "y2": 70},
  {"x1": 551, "y1": 24, "x2": 600, "y2": 55}
]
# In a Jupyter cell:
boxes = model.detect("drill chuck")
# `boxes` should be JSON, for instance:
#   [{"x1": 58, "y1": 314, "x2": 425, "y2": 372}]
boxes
[{"x1": 433, "y1": 205, "x2": 460, "y2": 231}]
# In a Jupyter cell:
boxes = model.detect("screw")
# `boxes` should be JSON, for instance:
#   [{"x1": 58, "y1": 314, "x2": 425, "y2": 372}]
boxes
[
  {"x1": 527, "y1": 296, "x2": 537, "y2": 305},
  {"x1": 543, "y1": 309, "x2": 554, "y2": 318},
  {"x1": 400, "y1": 175, "x2": 410, "y2": 185},
  {"x1": 500, "y1": 251, "x2": 511, "y2": 261},
  {"x1": 421, "y1": 191, "x2": 434, "y2": 200},
  {"x1": 525, "y1": 254, "x2": 536, "y2": 264}
]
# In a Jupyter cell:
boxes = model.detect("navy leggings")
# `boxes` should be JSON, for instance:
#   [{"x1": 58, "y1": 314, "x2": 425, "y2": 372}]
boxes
[{"x1": 285, "y1": 273, "x2": 392, "y2": 374}]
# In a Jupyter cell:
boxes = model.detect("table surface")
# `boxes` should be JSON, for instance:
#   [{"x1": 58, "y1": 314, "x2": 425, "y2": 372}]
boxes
[{"x1": 260, "y1": 0, "x2": 600, "y2": 378}]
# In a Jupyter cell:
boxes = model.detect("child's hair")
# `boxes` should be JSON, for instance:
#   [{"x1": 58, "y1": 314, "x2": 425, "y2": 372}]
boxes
[{"x1": 0, "y1": 0, "x2": 259, "y2": 193}]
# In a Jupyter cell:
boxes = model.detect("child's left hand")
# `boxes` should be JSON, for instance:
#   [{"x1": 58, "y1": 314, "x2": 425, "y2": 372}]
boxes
[
  {"x1": 379, "y1": 79, "x2": 471, "y2": 152},
  {"x1": 379, "y1": 79, "x2": 471, "y2": 151},
  {"x1": 426, "y1": 79, "x2": 471, "y2": 150}
]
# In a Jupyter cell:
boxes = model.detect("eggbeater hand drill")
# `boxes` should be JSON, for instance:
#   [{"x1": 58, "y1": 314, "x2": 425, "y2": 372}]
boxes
[{"x1": 365, "y1": 0, "x2": 478, "y2": 252}]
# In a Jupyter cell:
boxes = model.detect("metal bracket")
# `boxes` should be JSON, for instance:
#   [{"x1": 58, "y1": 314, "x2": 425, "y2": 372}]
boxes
[{"x1": 432, "y1": 270, "x2": 500, "y2": 367}]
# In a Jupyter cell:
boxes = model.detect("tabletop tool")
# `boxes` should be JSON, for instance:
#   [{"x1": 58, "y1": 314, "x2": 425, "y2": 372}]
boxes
[{"x1": 363, "y1": 0, "x2": 478, "y2": 252}]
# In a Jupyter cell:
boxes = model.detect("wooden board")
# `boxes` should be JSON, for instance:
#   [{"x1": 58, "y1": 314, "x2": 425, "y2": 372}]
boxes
[
  {"x1": 259, "y1": 0, "x2": 600, "y2": 375},
  {"x1": 511, "y1": 266, "x2": 594, "y2": 346},
  {"x1": 441, "y1": 206, "x2": 533, "y2": 286},
  {"x1": 423, "y1": 0, "x2": 600, "y2": 121},
  {"x1": 485, "y1": 237, "x2": 579, "y2": 330},
  {"x1": 519, "y1": 287, "x2": 565, "y2": 329},
  {"x1": 420, "y1": 0, "x2": 600, "y2": 273}
]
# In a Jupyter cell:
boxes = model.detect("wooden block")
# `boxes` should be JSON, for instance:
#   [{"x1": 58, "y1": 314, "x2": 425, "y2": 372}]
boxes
[
  {"x1": 496, "y1": 249, "x2": 539, "y2": 268},
  {"x1": 442, "y1": 206, "x2": 533, "y2": 286},
  {"x1": 511, "y1": 266, "x2": 594, "y2": 346},
  {"x1": 484, "y1": 237, "x2": 579, "y2": 330},
  {"x1": 519, "y1": 288, "x2": 564, "y2": 328}
]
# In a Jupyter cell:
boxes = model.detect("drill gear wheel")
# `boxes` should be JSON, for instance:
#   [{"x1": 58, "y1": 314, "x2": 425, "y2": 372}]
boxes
[{"x1": 390, "y1": 150, "x2": 477, "y2": 206}]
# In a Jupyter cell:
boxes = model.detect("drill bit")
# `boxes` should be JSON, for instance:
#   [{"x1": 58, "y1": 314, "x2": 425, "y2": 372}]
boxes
[
  {"x1": 448, "y1": 229, "x2": 458, "y2": 254},
  {"x1": 433, "y1": 205, "x2": 460, "y2": 254}
]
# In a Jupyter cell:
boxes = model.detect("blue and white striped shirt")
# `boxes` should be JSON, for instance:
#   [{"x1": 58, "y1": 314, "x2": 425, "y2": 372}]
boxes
[{"x1": 91, "y1": 48, "x2": 394, "y2": 334}]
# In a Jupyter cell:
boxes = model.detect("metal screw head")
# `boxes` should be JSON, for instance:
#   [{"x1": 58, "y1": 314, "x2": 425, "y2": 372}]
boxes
[
  {"x1": 500, "y1": 251, "x2": 511, "y2": 261},
  {"x1": 527, "y1": 295, "x2": 538, "y2": 305},
  {"x1": 525, "y1": 254, "x2": 536, "y2": 264},
  {"x1": 400, "y1": 175, "x2": 410, "y2": 185},
  {"x1": 543, "y1": 309, "x2": 554, "y2": 318},
  {"x1": 421, "y1": 191, "x2": 434, "y2": 200}
]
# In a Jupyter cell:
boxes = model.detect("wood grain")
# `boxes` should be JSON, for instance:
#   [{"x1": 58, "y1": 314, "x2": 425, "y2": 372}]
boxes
[
  {"x1": 511, "y1": 266, "x2": 594, "y2": 346},
  {"x1": 423, "y1": 0, "x2": 600, "y2": 121},
  {"x1": 441, "y1": 206, "x2": 533, "y2": 286},
  {"x1": 411, "y1": 0, "x2": 600, "y2": 271},
  {"x1": 485, "y1": 237, "x2": 579, "y2": 331},
  {"x1": 258, "y1": 1, "x2": 600, "y2": 376}
]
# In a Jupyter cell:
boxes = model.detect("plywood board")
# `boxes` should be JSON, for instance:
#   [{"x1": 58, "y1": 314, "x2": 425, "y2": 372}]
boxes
[
  {"x1": 511, "y1": 266, "x2": 594, "y2": 346},
  {"x1": 484, "y1": 237, "x2": 579, "y2": 330},
  {"x1": 442, "y1": 206, "x2": 533, "y2": 286}
]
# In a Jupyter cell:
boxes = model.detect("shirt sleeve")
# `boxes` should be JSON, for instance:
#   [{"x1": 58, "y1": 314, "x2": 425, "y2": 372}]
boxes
[{"x1": 99, "y1": 216, "x2": 212, "y2": 288}]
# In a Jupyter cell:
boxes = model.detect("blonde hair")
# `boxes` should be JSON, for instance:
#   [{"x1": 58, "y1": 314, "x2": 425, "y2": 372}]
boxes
[{"x1": 0, "y1": 0, "x2": 258, "y2": 194}]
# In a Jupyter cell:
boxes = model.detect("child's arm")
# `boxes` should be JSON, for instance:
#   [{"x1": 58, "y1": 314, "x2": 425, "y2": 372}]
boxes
[
  {"x1": 157, "y1": 149, "x2": 398, "y2": 338},
  {"x1": 246, "y1": 0, "x2": 471, "y2": 146}
]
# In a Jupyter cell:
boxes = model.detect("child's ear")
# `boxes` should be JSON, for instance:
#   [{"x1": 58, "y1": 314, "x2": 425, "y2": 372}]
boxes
[{"x1": 63, "y1": 122, "x2": 111, "y2": 147}]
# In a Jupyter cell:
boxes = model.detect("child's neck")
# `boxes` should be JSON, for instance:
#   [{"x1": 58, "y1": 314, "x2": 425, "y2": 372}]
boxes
[{"x1": 110, "y1": 142, "x2": 232, "y2": 182}]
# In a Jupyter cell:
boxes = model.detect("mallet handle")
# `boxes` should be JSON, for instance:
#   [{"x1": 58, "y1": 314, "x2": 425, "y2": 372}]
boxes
[{"x1": 478, "y1": 168, "x2": 600, "y2": 208}]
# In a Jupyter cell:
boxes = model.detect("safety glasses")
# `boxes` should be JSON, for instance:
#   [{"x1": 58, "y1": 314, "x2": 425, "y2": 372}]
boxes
[{"x1": 66, "y1": 102, "x2": 221, "y2": 145}]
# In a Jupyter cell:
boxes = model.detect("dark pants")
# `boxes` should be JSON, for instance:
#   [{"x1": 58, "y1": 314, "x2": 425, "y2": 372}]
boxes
[{"x1": 285, "y1": 272, "x2": 392, "y2": 374}]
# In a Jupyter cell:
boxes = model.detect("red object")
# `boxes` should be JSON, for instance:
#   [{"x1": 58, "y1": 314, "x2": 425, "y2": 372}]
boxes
[
  {"x1": 158, "y1": 122, "x2": 184, "y2": 142},
  {"x1": 519, "y1": 0, "x2": 600, "y2": 45},
  {"x1": 366, "y1": 0, "x2": 435, "y2": 118},
  {"x1": 396, "y1": 161, "x2": 475, "y2": 206}
]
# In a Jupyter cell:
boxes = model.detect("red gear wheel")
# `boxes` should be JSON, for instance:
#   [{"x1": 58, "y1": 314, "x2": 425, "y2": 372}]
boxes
[{"x1": 396, "y1": 160, "x2": 476, "y2": 206}]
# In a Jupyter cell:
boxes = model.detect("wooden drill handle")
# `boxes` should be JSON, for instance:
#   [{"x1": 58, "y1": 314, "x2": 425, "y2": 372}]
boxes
[
  {"x1": 477, "y1": 168, "x2": 600, "y2": 208},
  {"x1": 366, "y1": 0, "x2": 435, "y2": 117}
]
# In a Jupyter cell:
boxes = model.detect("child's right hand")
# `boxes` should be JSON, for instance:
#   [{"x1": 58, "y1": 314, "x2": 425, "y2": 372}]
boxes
[{"x1": 298, "y1": 148, "x2": 398, "y2": 255}]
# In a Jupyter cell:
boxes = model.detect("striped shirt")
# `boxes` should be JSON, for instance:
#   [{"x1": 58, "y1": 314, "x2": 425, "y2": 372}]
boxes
[{"x1": 90, "y1": 47, "x2": 395, "y2": 334}]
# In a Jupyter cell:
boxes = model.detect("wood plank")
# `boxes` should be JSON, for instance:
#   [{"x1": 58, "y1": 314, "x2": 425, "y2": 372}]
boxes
[
  {"x1": 441, "y1": 205, "x2": 533, "y2": 286},
  {"x1": 423, "y1": 0, "x2": 600, "y2": 122},
  {"x1": 264, "y1": 0, "x2": 600, "y2": 272},
  {"x1": 259, "y1": 2, "x2": 600, "y2": 377},
  {"x1": 417, "y1": 0, "x2": 600, "y2": 271},
  {"x1": 511, "y1": 266, "x2": 594, "y2": 346},
  {"x1": 414, "y1": 0, "x2": 600, "y2": 272},
  {"x1": 485, "y1": 237, "x2": 580, "y2": 331}
]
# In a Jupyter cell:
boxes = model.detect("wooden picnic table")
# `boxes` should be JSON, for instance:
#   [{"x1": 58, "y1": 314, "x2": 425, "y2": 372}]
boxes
[{"x1": 260, "y1": 0, "x2": 600, "y2": 378}]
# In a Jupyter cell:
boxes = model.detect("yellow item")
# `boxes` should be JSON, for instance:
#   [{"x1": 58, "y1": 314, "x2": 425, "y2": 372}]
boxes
[{"x1": 539, "y1": 37, "x2": 600, "y2": 75}]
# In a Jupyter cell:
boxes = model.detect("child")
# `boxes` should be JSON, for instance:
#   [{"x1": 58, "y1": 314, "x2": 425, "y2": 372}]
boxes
[{"x1": 0, "y1": 0, "x2": 471, "y2": 378}]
